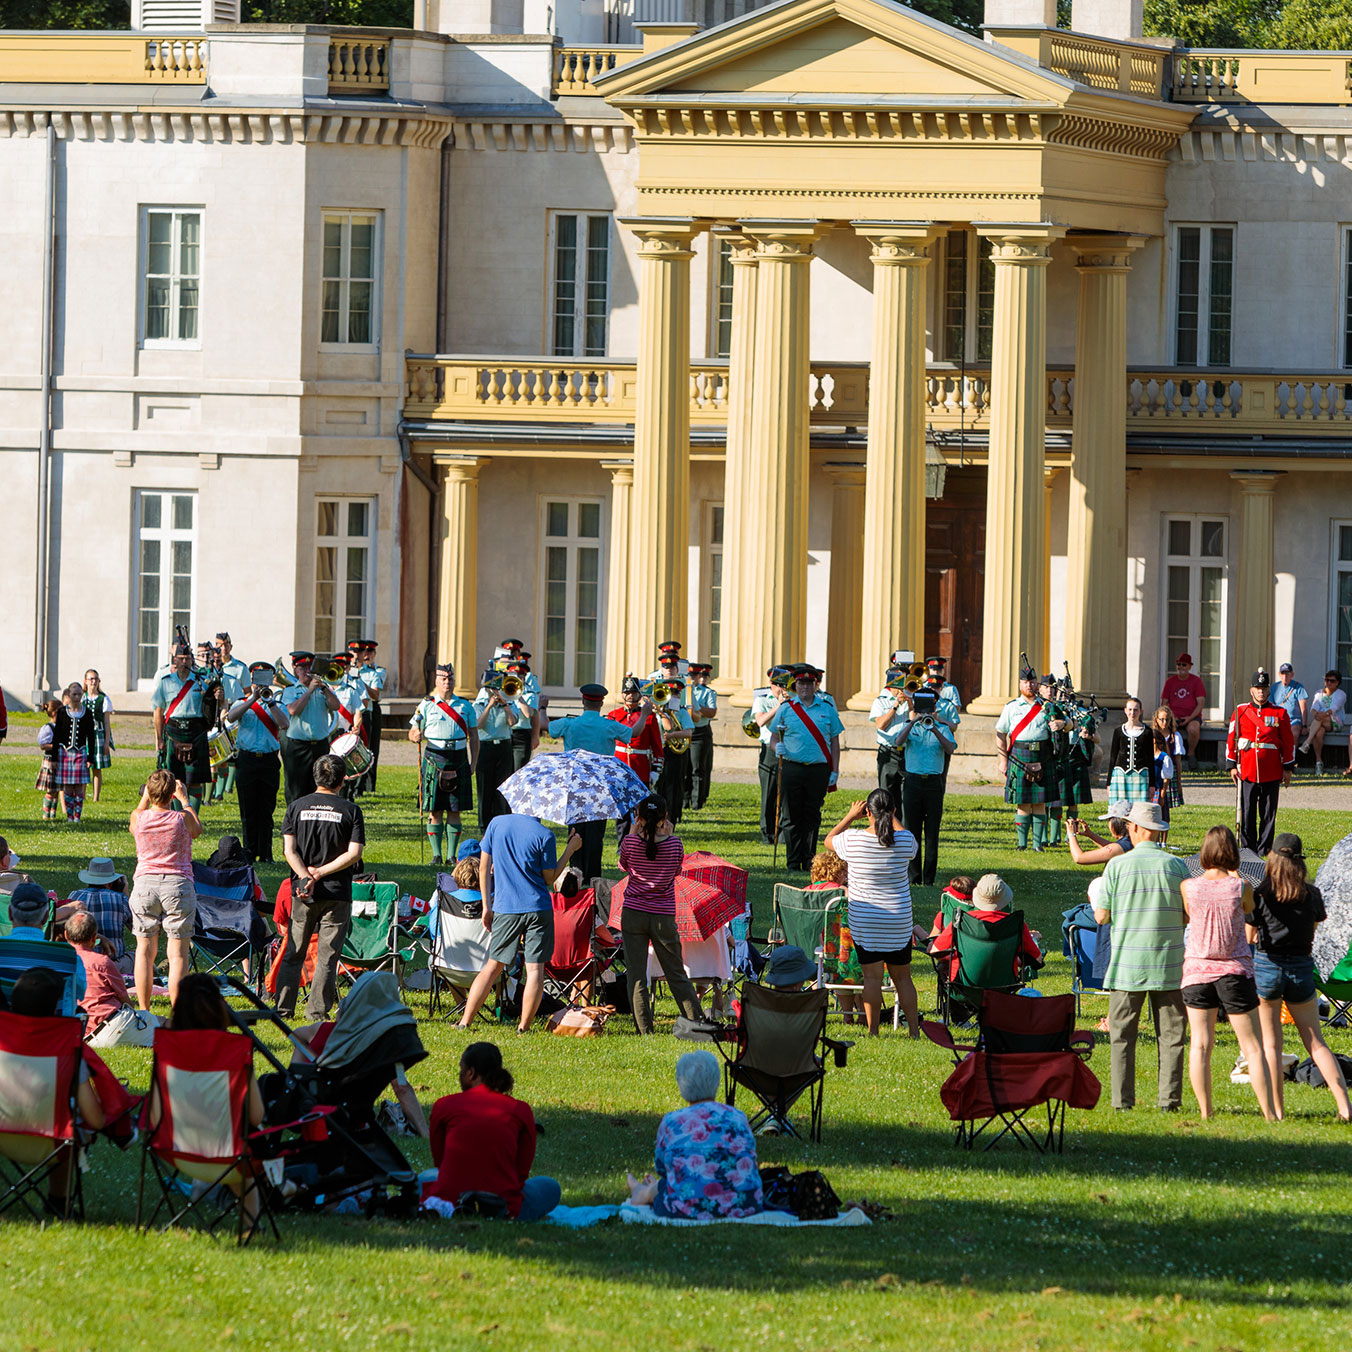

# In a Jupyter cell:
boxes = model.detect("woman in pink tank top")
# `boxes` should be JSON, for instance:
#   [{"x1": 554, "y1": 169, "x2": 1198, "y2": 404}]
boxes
[{"x1": 1180, "y1": 826, "x2": 1275, "y2": 1121}]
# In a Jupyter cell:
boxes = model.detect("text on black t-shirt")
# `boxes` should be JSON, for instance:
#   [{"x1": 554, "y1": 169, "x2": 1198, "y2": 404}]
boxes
[{"x1": 281, "y1": 791, "x2": 366, "y2": 902}]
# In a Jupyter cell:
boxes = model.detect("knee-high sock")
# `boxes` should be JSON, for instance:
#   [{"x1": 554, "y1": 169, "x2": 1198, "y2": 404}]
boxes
[
  {"x1": 427, "y1": 820, "x2": 444, "y2": 862},
  {"x1": 446, "y1": 822, "x2": 462, "y2": 865},
  {"x1": 1014, "y1": 812, "x2": 1030, "y2": 849},
  {"x1": 1030, "y1": 813, "x2": 1047, "y2": 850},
  {"x1": 1046, "y1": 810, "x2": 1062, "y2": 846}
]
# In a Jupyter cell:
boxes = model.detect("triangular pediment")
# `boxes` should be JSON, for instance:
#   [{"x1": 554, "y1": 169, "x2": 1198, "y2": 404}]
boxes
[{"x1": 599, "y1": 0, "x2": 1079, "y2": 106}]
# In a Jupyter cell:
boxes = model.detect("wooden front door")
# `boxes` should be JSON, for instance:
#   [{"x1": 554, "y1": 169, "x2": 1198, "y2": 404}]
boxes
[{"x1": 924, "y1": 468, "x2": 986, "y2": 704}]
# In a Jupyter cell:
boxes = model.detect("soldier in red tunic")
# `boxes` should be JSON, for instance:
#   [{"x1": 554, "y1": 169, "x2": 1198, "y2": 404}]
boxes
[
  {"x1": 606, "y1": 675, "x2": 662, "y2": 844},
  {"x1": 1225, "y1": 668, "x2": 1294, "y2": 855}
]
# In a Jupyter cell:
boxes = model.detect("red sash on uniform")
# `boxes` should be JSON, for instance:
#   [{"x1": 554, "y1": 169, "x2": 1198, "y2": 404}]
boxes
[
  {"x1": 435, "y1": 699, "x2": 469, "y2": 739},
  {"x1": 249, "y1": 698, "x2": 280, "y2": 742},
  {"x1": 1009, "y1": 700, "x2": 1044, "y2": 743},
  {"x1": 165, "y1": 678, "x2": 195, "y2": 718},
  {"x1": 786, "y1": 699, "x2": 833, "y2": 764}
]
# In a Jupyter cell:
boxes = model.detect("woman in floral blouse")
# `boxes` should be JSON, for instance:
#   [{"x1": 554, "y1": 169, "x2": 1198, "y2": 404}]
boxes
[{"x1": 626, "y1": 1051, "x2": 763, "y2": 1220}]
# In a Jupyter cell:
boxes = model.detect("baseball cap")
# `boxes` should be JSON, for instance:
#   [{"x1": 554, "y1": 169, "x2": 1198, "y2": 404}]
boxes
[
  {"x1": 8, "y1": 881, "x2": 49, "y2": 927},
  {"x1": 456, "y1": 837, "x2": 482, "y2": 862},
  {"x1": 1278, "y1": 663, "x2": 1293, "y2": 674}
]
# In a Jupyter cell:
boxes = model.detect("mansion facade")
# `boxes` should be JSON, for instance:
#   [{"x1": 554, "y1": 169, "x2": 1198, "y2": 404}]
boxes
[{"x1": 4, "y1": 0, "x2": 1352, "y2": 737}]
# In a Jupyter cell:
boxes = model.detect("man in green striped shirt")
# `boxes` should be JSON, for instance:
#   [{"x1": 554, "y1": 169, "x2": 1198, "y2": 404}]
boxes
[{"x1": 1094, "y1": 801, "x2": 1188, "y2": 1111}]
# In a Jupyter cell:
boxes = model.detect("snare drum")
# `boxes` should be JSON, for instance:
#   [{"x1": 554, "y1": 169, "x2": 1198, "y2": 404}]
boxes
[
  {"x1": 331, "y1": 731, "x2": 374, "y2": 780},
  {"x1": 206, "y1": 722, "x2": 237, "y2": 770}
]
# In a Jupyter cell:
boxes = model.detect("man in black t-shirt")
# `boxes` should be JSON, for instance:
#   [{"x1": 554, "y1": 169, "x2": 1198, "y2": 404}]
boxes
[{"x1": 278, "y1": 754, "x2": 366, "y2": 1019}]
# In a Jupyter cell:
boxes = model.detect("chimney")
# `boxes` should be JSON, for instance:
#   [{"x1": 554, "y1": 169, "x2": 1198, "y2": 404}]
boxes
[
  {"x1": 983, "y1": 0, "x2": 1056, "y2": 28},
  {"x1": 134, "y1": 0, "x2": 240, "y2": 28},
  {"x1": 1070, "y1": 0, "x2": 1144, "y2": 39}
]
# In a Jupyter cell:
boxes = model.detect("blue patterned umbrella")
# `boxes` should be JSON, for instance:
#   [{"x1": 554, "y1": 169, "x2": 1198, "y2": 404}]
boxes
[{"x1": 499, "y1": 750, "x2": 649, "y2": 826}]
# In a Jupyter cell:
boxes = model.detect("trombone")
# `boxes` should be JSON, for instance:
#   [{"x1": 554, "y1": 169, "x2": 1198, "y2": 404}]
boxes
[{"x1": 482, "y1": 671, "x2": 523, "y2": 697}]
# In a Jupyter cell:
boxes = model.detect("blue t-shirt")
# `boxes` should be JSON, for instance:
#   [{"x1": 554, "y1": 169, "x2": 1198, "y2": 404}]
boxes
[{"x1": 481, "y1": 814, "x2": 557, "y2": 915}]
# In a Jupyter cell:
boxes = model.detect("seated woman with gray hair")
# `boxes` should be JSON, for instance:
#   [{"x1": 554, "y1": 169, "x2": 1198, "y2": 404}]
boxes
[{"x1": 626, "y1": 1050, "x2": 763, "y2": 1220}]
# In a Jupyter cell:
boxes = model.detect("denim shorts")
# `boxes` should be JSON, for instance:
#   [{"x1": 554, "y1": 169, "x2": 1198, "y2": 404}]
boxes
[{"x1": 1252, "y1": 951, "x2": 1317, "y2": 1004}]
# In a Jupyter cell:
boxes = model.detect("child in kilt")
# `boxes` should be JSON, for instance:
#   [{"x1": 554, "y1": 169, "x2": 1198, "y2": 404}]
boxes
[
  {"x1": 83, "y1": 670, "x2": 114, "y2": 802},
  {"x1": 35, "y1": 685, "x2": 97, "y2": 823}
]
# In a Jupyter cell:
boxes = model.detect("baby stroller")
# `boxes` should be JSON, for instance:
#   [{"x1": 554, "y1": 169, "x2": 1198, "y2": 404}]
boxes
[{"x1": 224, "y1": 973, "x2": 426, "y2": 1216}]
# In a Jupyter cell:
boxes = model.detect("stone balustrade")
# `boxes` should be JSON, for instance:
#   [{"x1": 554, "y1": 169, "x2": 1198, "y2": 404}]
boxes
[
  {"x1": 406, "y1": 354, "x2": 1352, "y2": 438},
  {"x1": 328, "y1": 35, "x2": 390, "y2": 93},
  {"x1": 987, "y1": 27, "x2": 1171, "y2": 99},
  {"x1": 552, "y1": 45, "x2": 639, "y2": 97},
  {"x1": 1171, "y1": 50, "x2": 1352, "y2": 104},
  {"x1": 0, "y1": 33, "x2": 206, "y2": 83}
]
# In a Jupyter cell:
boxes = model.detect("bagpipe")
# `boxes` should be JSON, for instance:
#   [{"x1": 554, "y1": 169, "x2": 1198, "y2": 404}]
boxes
[{"x1": 1041, "y1": 659, "x2": 1105, "y2": 733}]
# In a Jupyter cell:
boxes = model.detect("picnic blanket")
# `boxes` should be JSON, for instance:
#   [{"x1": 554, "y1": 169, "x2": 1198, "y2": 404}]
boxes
[{"x1": 618, "y1": 1203, "x2": 871, "y2": 1228}]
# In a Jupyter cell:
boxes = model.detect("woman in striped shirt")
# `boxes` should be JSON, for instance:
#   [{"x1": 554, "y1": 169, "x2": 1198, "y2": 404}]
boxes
[
  {"x1": 825, "y1": 789, "x2": 919, "y2": 1037},
  {"x1": 618, "y1": 794, "x2": 705, "y2": 1034}
]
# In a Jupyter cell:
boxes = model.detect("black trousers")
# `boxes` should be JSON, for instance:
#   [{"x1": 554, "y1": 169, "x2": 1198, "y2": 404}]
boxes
[
  {"x1": 757, "y1": 743, "x2": 780, "y2": 844},
  {"x1": 902, "y1": 772, "x2": 945, "y2": 886},
  {"x1": 476, "y1": 739, "x2": 515, "y2": 833},
  {"x1": 778, "y1": 759, "x2": 832, "y2": 872},
  {"x1": 235, "y1": 749, "x2": 280, "y2": 863},
  {"x1": 576, "y1": 818, "x2": 607, "y2": 883},
  {"x1": 877, "y1": 747, "x2": 907, "y2": 824},
  {"x1": 511, "y1": 727, "x2": 533, "y2": 772},
  {"x1": 360, "y1": 701, "x2": 383, "y2": 794},
  {"x1": 686, "y1": 725, "x2": 714, "y2": 810},
  {"x1": 656, "y1": 750, "x2": 689, "y2": 828},
  {"x1": 280, "y1": 736, "x2": 328, "y2": 806},
  {"x1": 1239, "y1": 778, "x2": 1281, "y2": 856}
]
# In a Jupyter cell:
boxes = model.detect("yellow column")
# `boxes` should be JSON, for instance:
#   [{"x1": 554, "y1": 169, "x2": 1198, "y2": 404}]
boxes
[
  {"x1": 825, "y1": 464, "x2": 867, "y2": 704},
  {"x1": 969, "y1": 224, "x2": 1065, "y2": 716},
  {"x1": 713, "y1": 229, "x2": 759, "y2": 698},
  {"x1": 1231, "y1": 471, "x2": 1281, "y2": 711},
  {"x1": 740, "y1": 219, "x2": 822, "y2": 685},
  {"x1": 620, "y1": 216, "x2": 700, "y2": 661},
  {"x1": 1064, "y1": 235, "x2": 1145, "y2": 704},
  {"x1": 849, "y1": 222, "x2": 935, "y2": 710},
  {"x1": 603, "y1": 461, "x2": 633, "y2": 694},
  {"x1": 438, "y1": 457, "x2": 484, "y2": 697},
  {"x1": 1043, "y1": 466, "x2": 1059, "y2": 675}
]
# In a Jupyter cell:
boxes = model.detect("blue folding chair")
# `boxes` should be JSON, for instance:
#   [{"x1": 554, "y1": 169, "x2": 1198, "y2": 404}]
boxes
[
  {"x1": 1061, "y1": 903, "x2": 1105, "y2": 1016},
  {"x1": 0, "y1": 938, "x2": 83, "y2": 1018}
]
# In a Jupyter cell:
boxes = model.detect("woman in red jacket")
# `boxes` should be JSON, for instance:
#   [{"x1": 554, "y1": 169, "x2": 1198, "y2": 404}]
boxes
[{"x1": 424, "y1": 1043, "x2": 560, "y2": 1220}]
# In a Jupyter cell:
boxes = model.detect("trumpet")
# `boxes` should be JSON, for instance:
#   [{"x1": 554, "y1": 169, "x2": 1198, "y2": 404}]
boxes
[
  {"x1": 640, "y1": 680, "x2": 672, "y2": 704},
  {"x1": 482, "y1": 672, "x2": 523, "y2": 698}
]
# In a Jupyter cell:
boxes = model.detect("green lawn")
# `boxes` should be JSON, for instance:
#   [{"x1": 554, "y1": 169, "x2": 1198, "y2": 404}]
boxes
[{"x1": 2, "y1": 753, "x2": 1351, "y2": 1351}]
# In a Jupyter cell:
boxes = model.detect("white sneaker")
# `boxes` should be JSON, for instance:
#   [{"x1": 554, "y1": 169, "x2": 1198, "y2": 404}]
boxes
[{"x1": 1316, "y1": 761, "x2": 1324, "y2": 775}]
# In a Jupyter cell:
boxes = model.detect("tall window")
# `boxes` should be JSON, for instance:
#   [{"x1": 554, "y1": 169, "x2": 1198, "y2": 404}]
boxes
[
  {"x1": 939, "y1": 231, "x2": 995, "y2": 363},
  {"x1": 711, "y1": 237, "x2": 734, "y2": 359},
  {"x1": 1332, "y1": 522, "x2": 1352, "y2": 676},
  {"x1": 541, "y1": 498, "x2": 602, "y2": 688},
  {"x1": 142, "y1": 209, "x2": 200, "y2": 345},
  {"x1": 134, "y1": 491, "x2": 195, "y2": 685},
  {"x1": 550, "y1": 213, "x2": 610, "y2": 358},
  {"x1": 1164, "y1": 515, "x2": 1227, "y2": 716},
  {"x1": 321, "y1": 211, "x2": 379, "y2": 346},
  {"x1": 1342, "y1": 231, "x2": 1352, "y2": 369},
  {"x1": 315, "y1": 499, "x2": 374, "y2": 653},
  {"x1": 704, "y1": 502, "x2": 725, "y2": 677},
  {"x1": 1174, "y1": 225, "x2": 1234, "y2": 367}
]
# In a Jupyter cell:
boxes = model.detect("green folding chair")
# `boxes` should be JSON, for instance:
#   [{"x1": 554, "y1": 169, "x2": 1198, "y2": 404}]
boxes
[
  {"x1": 1316, "y1": 952, "x2": 1352, "y2": 1028},
  {"x1": 339, "y1": 882, "x2": 408, "y2": 992},
  {"x1": 931, "y1": 909, "x2": 1039, "y2": 1026},
  {"x1": 770, "y1": 884, "x2": 842, "y2": 980}
]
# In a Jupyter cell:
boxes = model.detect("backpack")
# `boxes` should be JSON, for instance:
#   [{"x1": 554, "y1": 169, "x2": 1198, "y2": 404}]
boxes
[{"x1": 758, "y1": 1166, "x2": 840, "y2": 1221}]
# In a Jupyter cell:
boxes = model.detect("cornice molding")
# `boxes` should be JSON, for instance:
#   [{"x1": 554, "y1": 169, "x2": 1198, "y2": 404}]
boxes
[
  {"x1": 448, "y1": 120, "x2": 633, "y2": 153},
  {"x1": 0, "y1": 107, "x2": 451, "y2": 148}
]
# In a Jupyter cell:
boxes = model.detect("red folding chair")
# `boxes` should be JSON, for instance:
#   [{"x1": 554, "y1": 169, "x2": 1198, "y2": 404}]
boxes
[
  {"x1": 136, "y1": 1027, "x2": 280, "y2": 1245},
  {"x1": 0, "y1": 1011, "x2": 88, "y2": 1221},
  {"x1": 544, "y1": 889, "x2": 615, "y2": 1007},
  {"x1": 923, "y1": 991, "x2": 1100, "y2": 1154}
]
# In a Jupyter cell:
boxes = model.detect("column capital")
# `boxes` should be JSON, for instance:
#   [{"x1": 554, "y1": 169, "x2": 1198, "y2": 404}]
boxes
[
  {"x1": 618, "y1": 215, "x2": 703, "y2": 257},
  {"x1": 1071, "y1": 232, "x2": 1148, "y2": 271},
  {"x1": 602, "y1": 459, "x2": 634, "y2": 481},
  {"x1": 710, "y1": 224, "x2": 759, "y2": 263},
  {"x1": 1231, "y1": 469, "x2": 1283, "y2": 493},
  {"x1": 976, "y1": 222, "x2": 1066, "y2": 264},
  {"x1": 851, "y1": 220, "x2": 938, "y2": 263},
  {"x1": 441, "y1": 456, "x2": 486, "y2": 481},
  {"x1": 738, "y1": 218, "x2": 829, "y2": 260}
]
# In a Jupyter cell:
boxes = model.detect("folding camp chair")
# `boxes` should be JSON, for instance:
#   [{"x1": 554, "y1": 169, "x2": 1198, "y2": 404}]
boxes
[
  {"x1": 1316, "y1": 952, "x2": 1352, "y2": 1028},
  {"x1": 191, "y1": 862, "x2": 271, "y2": 992},
  {"x1": 136, "y1": 1027, "x2": 282, "y2": 1245},
  {"x1": 0, "y1": 1011, "x2": 88, "y2": 1221},
  {"x1": 427, "y1": 896, "x2": 498, "y2": 1023},
  {"x1": 339, "y1": 882, "x2": 406, "y2": 990},
  {"x1": 712, "y1": 984, "x2": 851, "y2": 1141},
  {"x1": 544, "y1": 889, "x2": 612, "y2": 1007},
  {"x1": 0, "y1": 938, "x2": 83, "y2": 1018},
  {"x1": 1061, "y1": 911, "x2": 1105, "y2": 1016},
  {"x1": 0, "y1": 896, "x2": 56, "y2": 941},
  {"x1": 923, "y1": 991, "x2": 1100, "y2": 1154},
  {"x1": 930, "y1": 909, "x2": 1041, "y2": 1026}
]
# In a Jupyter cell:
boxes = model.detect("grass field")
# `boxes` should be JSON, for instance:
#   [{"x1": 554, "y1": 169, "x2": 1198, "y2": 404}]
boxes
[{"x1": 2, "y1": 747, "x2": 1351, "y2": 1352}]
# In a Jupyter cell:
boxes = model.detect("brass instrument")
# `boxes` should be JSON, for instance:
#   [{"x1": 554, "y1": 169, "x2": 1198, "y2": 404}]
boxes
[
  {"x1": 640, "y1": 680, "x2": 672, "y2": 704},
  {"x1": 741, "y1": 707, "x2": 763, "y2": 739},
  {"x1": 320, "y1": 656, "x2": 348, "y2": 684},
  {"x1": 483, "y1": 672, "x2": 524, "y2": 699}
]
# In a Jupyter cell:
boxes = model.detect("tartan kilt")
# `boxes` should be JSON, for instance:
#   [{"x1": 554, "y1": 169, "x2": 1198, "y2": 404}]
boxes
[
  {"x1": 1004, "y1": 741, "x2": 1055, "y2": 805},
  {"x1": 421, "y1": 745, "x2": 473, "y2": 814},
  {"x1": 1107, "y1": 767, "x2": 1151, "y2": 806},
  {"x1": 1159, "y1": 773, "x2": 1185, "y2": 809},
  {"x1": 37, "y1": 747, "x2": 89, "y2": 791},
  {"x1": 1058, "y1": 763, "x2": 1093, "y2": 809},
  {"x1": 90, "y1": 720, "x2": 112, "y2": 769},
  {"x1": 160, "y1": 717, "x2": 211, "y2": 787}
]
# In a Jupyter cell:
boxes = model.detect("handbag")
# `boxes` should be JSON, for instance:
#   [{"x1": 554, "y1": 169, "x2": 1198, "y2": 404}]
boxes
[{"x1": 546, "y1": 1004, "x2": 616, "y2": 1037}]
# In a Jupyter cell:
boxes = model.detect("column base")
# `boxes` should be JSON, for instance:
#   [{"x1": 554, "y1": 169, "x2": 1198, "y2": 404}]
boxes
[
  {"x1": 966, "y1": 694, "x2": 1012, "y2": 717},
  {"x1": 845, "y1": 691, "x2": 876, "y2": 712},
  {"x1": 711, "y1": 676, "x2": 740, "y2": 698}
]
